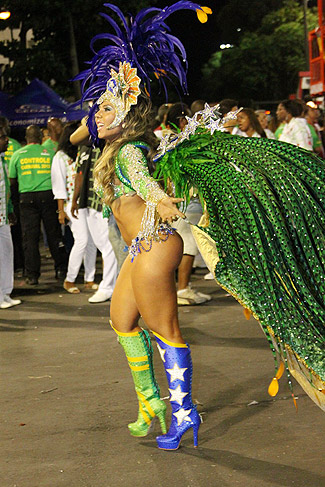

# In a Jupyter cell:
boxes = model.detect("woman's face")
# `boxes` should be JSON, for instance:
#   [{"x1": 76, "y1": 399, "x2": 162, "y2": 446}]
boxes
[
  {"x1": 41, "y1": 128, "x2": 50, "y2": 143},
  {"x1": 276, "y1": 104, "x2": 287, "y2": 123},
  {"x1": 95, "y1": 101, "x2": 118, "y2": 139},
  {"x1": 257, "y1": 112, "x2": 267, "y2": 129},
  {"x1": 237, "y1": 112, "x2": 251, "y2": 132}
]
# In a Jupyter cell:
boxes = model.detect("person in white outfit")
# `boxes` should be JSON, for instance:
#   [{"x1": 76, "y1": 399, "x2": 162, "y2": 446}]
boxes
[
  {"x1": 0, "y1": 127, "x2": 21, "y2": 309},
  {"x1": 51, "y1": 122, "x2": 98, "y2": 294},
  {"x1": 278, "y1": 99, "x2": 313, "y2": 151},
  {"x1": 70, "y1": 141, "x2": 118, "y2": 303}
]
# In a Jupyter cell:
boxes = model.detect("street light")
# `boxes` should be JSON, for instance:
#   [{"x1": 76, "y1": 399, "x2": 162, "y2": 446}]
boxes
[
  {"x1": 220, "y1": 44, "x2": 233, "y2": 50},
  {"x1": 0, "y1": 10, "x2": 10, "y2": 20}
]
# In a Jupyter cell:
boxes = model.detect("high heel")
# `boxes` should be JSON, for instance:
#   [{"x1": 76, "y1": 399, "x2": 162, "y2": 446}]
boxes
[
  {"x1": 156, "y1": 408, "x2": 201, "y2": 450},
  {"x1": 111, "y1": 323, "x2": 167, "y2": 437},
  {"x1": 128, "y1": 395, "x2": 167, "y2": 437},
  {"x1": 153, "y1": 332, "x2": 202, "y2": 450}
]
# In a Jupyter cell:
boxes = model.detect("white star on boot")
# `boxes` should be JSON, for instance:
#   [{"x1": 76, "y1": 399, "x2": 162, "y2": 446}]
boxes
[
  {"x1": 156, "y1": 343, "x2": 166, "y2": 362},
  {"x1": 173, "y1": 408, "x2": 192, "y2": 426},
  {"x1": 169, "y1": 385, "x2": 188, "y2": 405},
  {"x1": 166, "y1": 362, "x2": 187, "y2": 382}
]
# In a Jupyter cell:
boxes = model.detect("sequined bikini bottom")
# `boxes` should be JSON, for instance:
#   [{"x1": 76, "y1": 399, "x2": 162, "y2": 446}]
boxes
[{"x1": 128, "y1": 223, "x2": 175, "y2": 261}]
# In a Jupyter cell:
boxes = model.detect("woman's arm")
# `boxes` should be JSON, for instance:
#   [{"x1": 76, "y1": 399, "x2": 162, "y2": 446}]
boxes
[
  {"x1": 51, "y1": 152, "x2": 70, "y2": 224},
  {"x1": 51, "y1": 152, "x2": 68, "y2": 200},
  {"x1": 118, "y1": 144, "x2": 185, "y2": 222},
  {"x1": 70, "y1": 116, "x2": 90, "y2": 146},
  {"x1": 56, "y1": 198, "x2": 69, "y2": 225}
]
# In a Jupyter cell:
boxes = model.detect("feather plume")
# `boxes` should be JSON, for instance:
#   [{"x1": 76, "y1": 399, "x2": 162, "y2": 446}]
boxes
[{"x1": 77, "y1": 1, "x2": 210, "y2": 105}]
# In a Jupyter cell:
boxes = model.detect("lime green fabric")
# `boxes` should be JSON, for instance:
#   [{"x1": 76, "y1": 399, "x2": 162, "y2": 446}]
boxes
[
  {"x1": 4, "y1": 137, "x2": 21, "y2": 166},
  {"x1": 274, "y1": 123, "x2": 285, "y2": 140},
  {"x1": 42, "y1": 137, "x2": 58, "y2": 155},
  {"x1": 0, "y1": 154, "x2": 13, "y2": 226}
]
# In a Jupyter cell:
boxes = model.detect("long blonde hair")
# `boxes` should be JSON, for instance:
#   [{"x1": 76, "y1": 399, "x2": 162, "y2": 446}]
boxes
[{"x1": 94, "y1": 93, "x2": 158, "y2": 207}]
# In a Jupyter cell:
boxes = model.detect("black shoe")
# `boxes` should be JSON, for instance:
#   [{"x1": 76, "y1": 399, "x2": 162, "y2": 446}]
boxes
[
  {"x1": 25, "y1": 277, "x2": 38, "y2": 285},
  {"x1": 55, "y1": 269, "x2": 66, "y2": 281}
]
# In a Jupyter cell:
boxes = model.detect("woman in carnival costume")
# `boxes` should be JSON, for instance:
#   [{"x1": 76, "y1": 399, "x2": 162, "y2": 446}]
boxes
[{"x1": 77, "y1": 1, "x2": 325, "y2": 451}]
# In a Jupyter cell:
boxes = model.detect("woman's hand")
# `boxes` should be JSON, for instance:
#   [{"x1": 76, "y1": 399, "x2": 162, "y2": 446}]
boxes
[
  {"x1": 58, "y1": 210, "x2": 69, "y2": 225},
  {"x1": 157, "y1": 197, "x2": 185, "y2": 224},
  {"x1": 71, "y1": 200, "x2": 79, "y2": 219}
]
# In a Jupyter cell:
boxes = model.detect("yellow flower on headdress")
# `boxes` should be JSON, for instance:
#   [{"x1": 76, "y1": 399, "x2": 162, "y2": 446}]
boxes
[
  {"x1": 111, "y1": 62, "x2": 141, "y2": 112},
  {"x1": 96, "y1": 61, "x2": 141, "y2": 128},
  {"x1": 196, "y1": 6, "x2": 212, "y2": 23}
]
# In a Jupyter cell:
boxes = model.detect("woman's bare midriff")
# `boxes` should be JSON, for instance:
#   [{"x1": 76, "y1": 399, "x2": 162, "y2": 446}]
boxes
[{"x1": 111, "y1": 194, "x2": 147, "y2": 245}]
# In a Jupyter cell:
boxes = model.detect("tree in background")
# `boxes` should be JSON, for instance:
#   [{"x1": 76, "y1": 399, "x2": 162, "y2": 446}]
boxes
[
  {"x1": 0, "y1": 0, "x2": 153, "y2": 99},
  {"x1": 200, "y1": 0, "x2": 318, "y2": 102}
]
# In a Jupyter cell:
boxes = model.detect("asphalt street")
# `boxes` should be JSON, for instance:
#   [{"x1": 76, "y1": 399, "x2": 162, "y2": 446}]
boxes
[{"x1": 1, "y1": 253, "x2": 324, "y2": 487}]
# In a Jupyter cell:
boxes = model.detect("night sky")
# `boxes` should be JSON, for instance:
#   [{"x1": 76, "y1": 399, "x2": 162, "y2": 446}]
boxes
[{"x1": 154, "y1": 0, "x2": 227, "y2": 103}]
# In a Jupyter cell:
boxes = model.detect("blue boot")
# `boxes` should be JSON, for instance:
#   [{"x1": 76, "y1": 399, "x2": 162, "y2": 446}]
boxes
[{"x1": 153, "y1": 332, "x2": 201, "y2": 450}]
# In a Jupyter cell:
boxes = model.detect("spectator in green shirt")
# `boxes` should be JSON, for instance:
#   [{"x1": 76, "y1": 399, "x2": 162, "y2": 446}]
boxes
[
  {"x1": 0, "y1": 116, "x2": 22, "y2": 166},
  {"x1": 42, "y1": 117, "x2": 64, "y2": 154},
  {"x1": 9, "y1": 125, "x2": 67, "y2": 285},
  {"x1": 0, "y1": 116, "x2": 24, "y2": 276}
]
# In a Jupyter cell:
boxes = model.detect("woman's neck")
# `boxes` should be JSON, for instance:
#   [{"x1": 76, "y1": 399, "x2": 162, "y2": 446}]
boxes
[{"x1": 246, "y1": 127, "x2": 255, "y2": 137}]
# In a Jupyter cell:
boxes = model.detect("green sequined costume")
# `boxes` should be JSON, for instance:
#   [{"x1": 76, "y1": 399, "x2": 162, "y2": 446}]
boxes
[{"x1": 155, "y1": 129, "x2": 325, "y2": 410}]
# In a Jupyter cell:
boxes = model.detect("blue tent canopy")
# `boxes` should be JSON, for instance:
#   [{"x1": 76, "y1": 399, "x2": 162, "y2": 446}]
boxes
[
  {"x1": 0, "y1": 79, "x2": 86, "y2": 127},
  {"x1": 0, "y1": 91, "x2": 11, "y2": 115}
]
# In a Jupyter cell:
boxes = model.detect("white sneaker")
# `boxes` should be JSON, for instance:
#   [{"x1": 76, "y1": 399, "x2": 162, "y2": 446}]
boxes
[
  {"x1": 0, "y1": 295, "x2": 22, "y2": 309},
  {"x1": 88, "y1": 290, "x2": 111, "y2": 303},
  {"x1": 177, "y1": 285, "x2": 211, "y2": 305},
  {"x1": 204, "y1": 272, "x2": 214, "y2": 280}
]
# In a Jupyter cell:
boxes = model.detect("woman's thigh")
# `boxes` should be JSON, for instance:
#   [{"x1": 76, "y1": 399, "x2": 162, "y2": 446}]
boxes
[
  {"x1": 110, "y1": 255, "x2": 140, "y2": 332},
  {"x1": 131, "y1": 233, "x2": 184, "y2": 341}
]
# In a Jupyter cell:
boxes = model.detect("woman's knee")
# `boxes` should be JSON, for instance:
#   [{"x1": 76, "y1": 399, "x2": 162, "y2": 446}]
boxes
[
  {"x1": 109, "y1": 312, "x2": 140, "y2": 332},
  {"x1": 149, "y1": 322, "x2": 184, "y2": 344},
  {"x1": 110, "y1": 290, "x2": 140, "y2": 332}
]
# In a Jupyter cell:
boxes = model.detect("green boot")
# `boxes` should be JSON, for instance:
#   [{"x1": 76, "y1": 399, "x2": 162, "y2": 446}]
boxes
[{"x1": 111, "y1": 323, "x2": 167, "y2": 437}]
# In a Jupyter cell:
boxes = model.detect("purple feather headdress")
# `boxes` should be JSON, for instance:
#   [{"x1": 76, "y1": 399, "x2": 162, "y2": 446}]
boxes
[{"x1": 76, "y1": 1, "x2": 212, "y2": 138}]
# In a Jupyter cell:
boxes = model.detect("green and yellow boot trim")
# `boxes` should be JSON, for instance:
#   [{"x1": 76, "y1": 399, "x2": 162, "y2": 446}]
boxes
[{"x1": 110, "y1": 322, "x2": 167, "y2": 437}]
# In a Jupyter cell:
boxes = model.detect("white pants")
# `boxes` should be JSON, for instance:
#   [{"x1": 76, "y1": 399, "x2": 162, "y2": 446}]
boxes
[
  {"x1": 0, "y1": 224, "x2": 14, "y2": 302},
  {"x1": 65, "y1": 203, "x2": 97, "y2": 283},
  {"x1": 70, "y1": 208, "x2": 117, "y2": 294},
  {"x1": 173, "y1": 199, "x2": 203, "y2": 256}
]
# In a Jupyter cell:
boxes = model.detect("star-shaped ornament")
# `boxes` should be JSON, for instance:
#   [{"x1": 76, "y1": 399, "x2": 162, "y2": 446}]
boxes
[
  {"x1": 166, "y1": 362, "x2": 187, "y2": 382},
  {"x1": 206, "y1": 118, "x2": 222, "y2": 135},
  {"x1": 201, "y1": 102, "x2": 219, "y2": 121},
  {"x1": 184, "y1": 115, "x2": 199, "y2": 135},
  {"x1": 169, "y1": 385, "x2": 188, "y2": 405},
  {"x1": 173, "y1": 407, "x2": 192, "y2": 426},
  {"x1": 155, "y1": 134, "x2": 170, "y2": 157},
  {"x1": 156, "y1": 343, "x2": 166, "y2": 363}
]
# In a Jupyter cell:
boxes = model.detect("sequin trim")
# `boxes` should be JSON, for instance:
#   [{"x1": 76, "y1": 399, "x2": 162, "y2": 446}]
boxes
[{"x1": 129, "y1": 222, "x2": 175, "y2": 261}]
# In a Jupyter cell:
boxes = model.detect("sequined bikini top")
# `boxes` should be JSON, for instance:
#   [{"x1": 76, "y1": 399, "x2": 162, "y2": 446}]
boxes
[{"x1": 99, "y1": 140, "x2": 167, "y2": 218}]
